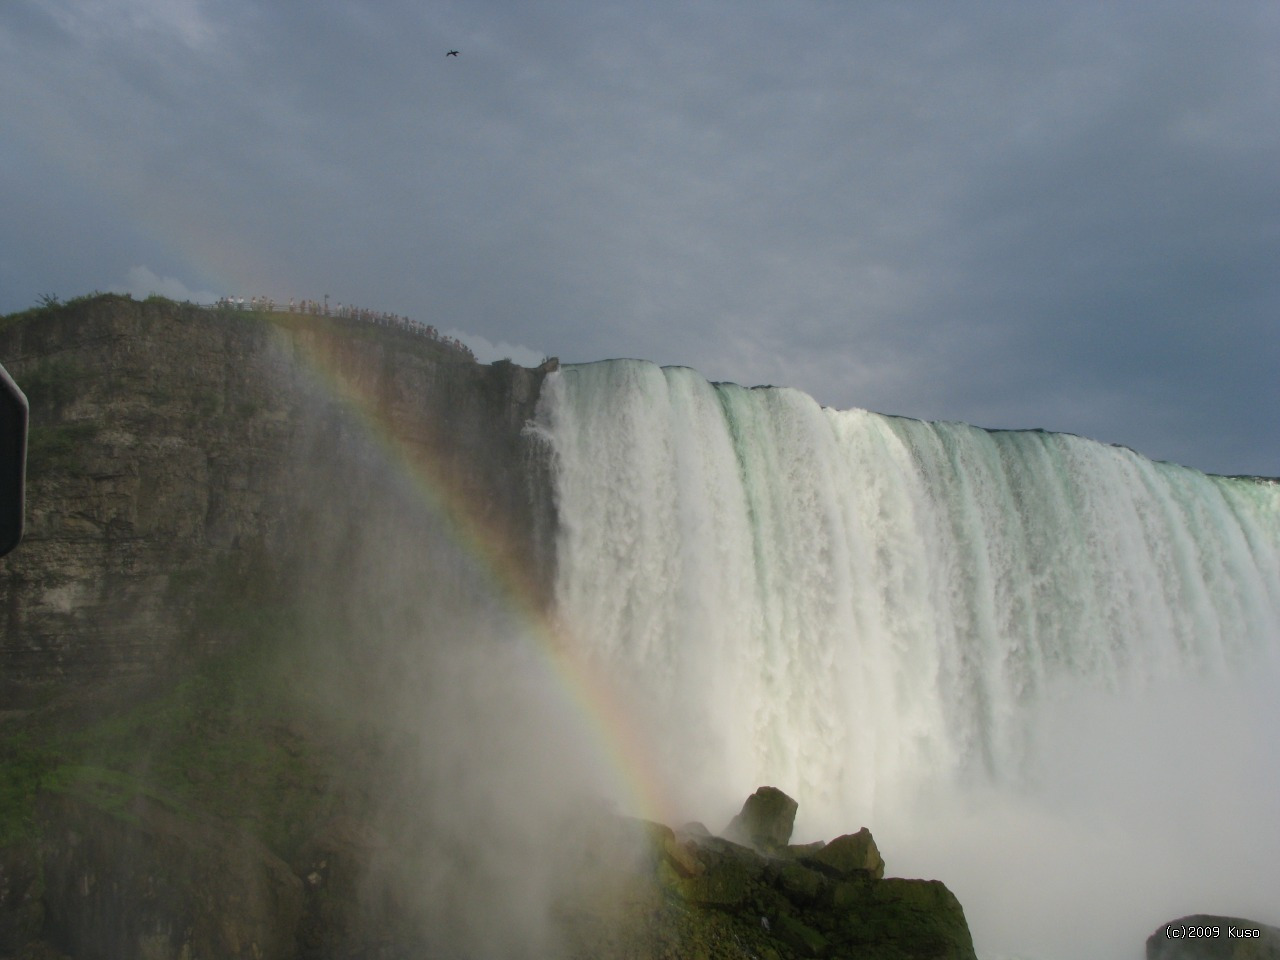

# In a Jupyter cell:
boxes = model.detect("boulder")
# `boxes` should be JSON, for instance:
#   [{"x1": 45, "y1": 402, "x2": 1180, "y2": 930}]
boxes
[
  {"x1": 784, "y1": 840, "x2": 827, "y2": 859},
  {"x1": 804, "y1": 826, "x2": 885, "y2": 880},
  {"x1": 831, "y1": 877, "x2": 976, "y2": 959},
  {"x1": 1147, "y1": 915, "x2": 1280, "y2": 960},
  {"x1": 723, "y1": 786, "x2": 799, "y2": 852}
]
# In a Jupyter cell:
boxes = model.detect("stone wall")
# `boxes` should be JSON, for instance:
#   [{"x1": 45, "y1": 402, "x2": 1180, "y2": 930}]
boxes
[{"x1": 0, "y1": 295, "x2": 554, "y2": 702}]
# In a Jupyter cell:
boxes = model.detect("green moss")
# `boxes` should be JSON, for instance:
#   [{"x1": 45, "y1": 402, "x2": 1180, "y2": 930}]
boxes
[
  {"x1": 1, "y1": 547, "x2": 355, "y2": 859},
  {"x1": 33, "y1": 636, "x2": 344, "y2": 856},
  {"x1": 43, "y1": 765, "x2": 149, "y2": 824},
  {"x1": 25, "y1": 422, "x2": 100, "y2": 474},
  {"x1": 0, "y1": 736, "x2": 56, "y2": 846},
  {"x1": 775, "y1": 914, "x2": 828, "y2": 957},
  {"x1": 0, "y1": 303, "x2": 63, "y2": 333}
]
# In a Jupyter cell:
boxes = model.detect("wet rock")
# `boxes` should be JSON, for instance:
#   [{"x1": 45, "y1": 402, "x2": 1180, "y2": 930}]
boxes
[
  {"x1": 775, "y1": 913, "x2": 829, "y2": 957},
  {"x1": 723, "y1": 785, "x2": 799, "y2": 852},
  {"x1": 805, "y1": 826, "x2": 885, "y2": 880},
  {"x1": 832, "y1": 877, "x2": 975, "y2": 959},
  {"x1": 678, "y1": 857, "x2": 753, "y2": 906}
]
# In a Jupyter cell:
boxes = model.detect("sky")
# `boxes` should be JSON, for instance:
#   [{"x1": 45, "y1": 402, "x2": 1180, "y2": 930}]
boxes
[{"x1": 1, "y1": 0, "x2": 1277, "y2": 477}]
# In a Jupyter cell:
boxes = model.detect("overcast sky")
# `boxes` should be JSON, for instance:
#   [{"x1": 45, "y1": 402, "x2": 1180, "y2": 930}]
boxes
[{"x1": 2, "y1": 1, "x2": 1277, "y2": 476}]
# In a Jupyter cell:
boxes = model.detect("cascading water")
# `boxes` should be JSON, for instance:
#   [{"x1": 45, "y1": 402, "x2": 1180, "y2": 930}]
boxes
[{"x1": 533, "y1": 359, "x2": 1280, "y2": 960}]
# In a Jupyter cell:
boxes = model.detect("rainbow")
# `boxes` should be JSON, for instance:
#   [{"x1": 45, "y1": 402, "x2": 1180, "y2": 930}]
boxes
[{"x1": 266, "y1": 315, "x2": 675, "y2": 826}]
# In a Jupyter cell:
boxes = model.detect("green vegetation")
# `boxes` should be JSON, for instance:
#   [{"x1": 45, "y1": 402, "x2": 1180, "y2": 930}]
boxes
[
  {"x1": 0, "y1": 546, "x2": 361, "y2": 859},
  {"x1": 0, "y1": 626, "x2": 352, "y2": 858},
  {"x1": 2, "y1": 292, "x2": 458, "y2": 369},
  {"x1": 26, "y1": 422, "x2": 100, "y2": 473},
  {"x1": 0, "y1": 291, "x2": 120, "y2": 332},
  {"x1": 0, "y1": 734, "x2": 53, "y2": 846}
]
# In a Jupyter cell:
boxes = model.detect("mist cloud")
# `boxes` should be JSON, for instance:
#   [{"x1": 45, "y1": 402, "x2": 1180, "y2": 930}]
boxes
[{"x1": 117, "y1": 266, "x2": 218, "y2": 305}]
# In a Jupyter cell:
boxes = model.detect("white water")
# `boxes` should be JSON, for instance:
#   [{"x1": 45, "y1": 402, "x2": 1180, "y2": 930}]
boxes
[{"x1": 533, "y1": 359, "x2": 1280, "y2": 960}]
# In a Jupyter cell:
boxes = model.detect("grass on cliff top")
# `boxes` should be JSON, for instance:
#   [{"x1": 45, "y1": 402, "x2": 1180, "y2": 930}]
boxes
[
  {"x1": 0, "y1": 291, "x2": 137, "y2": 332},
  {"x1": 2, "y1": 292, "x2": 470, "y2": 362},
  {"x1": 3, "y1": 293, "x2": 481, "y2": 378}
]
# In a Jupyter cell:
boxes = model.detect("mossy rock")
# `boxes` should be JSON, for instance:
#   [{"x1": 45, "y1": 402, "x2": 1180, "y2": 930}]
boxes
[
  {"x1": 804, "y1": 827, "x2": 884, "y2": 879},
  {"x1": 678, "y1": 858, "x2": 752, "y2": 906},
  {"x1": 831, "y1": 876, "x2": 876, "y2": 910},
  {"x1": 769, "y1": 860, "x2": 828, "y2": 905},
  {"x1": 830, "y1": 878, "x2": 976, "y2": 959},
  {"x1": 724, "y1": 786, "x2": 799, "y2": 852},
  {"x1": 775, "y1": 913, "x2": 830, "y2": 957}
]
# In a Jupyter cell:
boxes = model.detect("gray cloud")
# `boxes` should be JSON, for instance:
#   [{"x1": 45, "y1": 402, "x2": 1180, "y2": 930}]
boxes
[{"x1": 2, "y1": 0, "x2": 1276, "y2": 474}]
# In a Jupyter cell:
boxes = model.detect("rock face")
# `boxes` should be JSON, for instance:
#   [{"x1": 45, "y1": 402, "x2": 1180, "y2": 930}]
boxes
[
  {"x1": 724, "y1": 785, "x2": 800, "y2": 852},
  {"x1": 37, "y1": 792, "x2": 303, "y2": 960},
  {"x1": 0, "y1": 295, "x2": 555, "y2": 700},
  {"x1": 1148, "y1": 915, "x2": 1280, "y2": 960}
]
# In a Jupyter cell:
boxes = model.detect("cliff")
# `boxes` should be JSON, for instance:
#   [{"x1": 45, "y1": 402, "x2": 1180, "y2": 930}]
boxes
[
  {"x1": 0, "y1": 294, "x2": 555, "y2": 699},
  {"x1": 0, "y1": 294, "x2": 563, "y2": 958}
]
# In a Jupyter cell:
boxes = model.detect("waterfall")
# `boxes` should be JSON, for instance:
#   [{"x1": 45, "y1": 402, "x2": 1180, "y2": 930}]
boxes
[{"x1": 533, "y1": 358, "x2": 1280, "y2": 960}]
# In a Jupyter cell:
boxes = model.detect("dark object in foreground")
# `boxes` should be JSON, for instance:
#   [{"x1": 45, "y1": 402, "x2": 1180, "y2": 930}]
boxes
[
  {"x1": 0, "y1": 361, "x2": 26, "y2": 557},
  {"x1": 1148, "y1": 914, "x2": 1280, "y2": 960}
]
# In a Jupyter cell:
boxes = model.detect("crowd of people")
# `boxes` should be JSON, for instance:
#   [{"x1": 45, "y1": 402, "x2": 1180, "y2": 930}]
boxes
[{"x1": 213, "y1": 294, "x2": 476, "y2": 361}]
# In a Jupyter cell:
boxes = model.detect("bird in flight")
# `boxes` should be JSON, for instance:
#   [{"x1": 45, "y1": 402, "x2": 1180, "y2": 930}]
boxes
[{"x1": 446, "y1": 50, "x2": 459, "y2": 57}]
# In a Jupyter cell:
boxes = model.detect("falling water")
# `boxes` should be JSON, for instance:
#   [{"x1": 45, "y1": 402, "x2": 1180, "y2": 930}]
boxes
[{"x1": 533, "y1": 359, "x2": 1280, "y2": 960}]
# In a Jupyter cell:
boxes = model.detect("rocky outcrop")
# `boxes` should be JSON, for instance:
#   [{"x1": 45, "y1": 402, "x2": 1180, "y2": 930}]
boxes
[
  {"x1": 723, "y1": 785, "x2": 799, "y2": 853},
  {"x1": 804, "y1": 827, "x2": 885, "y2": 881},
  {"x1": 0, "y1": 295, "x2": 555, "y2": 700},
  {"x1": 1148, "y1": 915, "x2": 1280, "y2": 960},
  {"x1": 562, "y1": 788, "x2": 978, "y2": 960}
]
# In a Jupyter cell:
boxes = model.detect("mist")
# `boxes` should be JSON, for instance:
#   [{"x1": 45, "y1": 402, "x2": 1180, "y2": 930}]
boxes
[
  {"x1": 870, "y1": 664, "x2": 1280, "y2": 960},
  {"x1": 258, "y1": 358, "x2": 647, "y2": 959}
]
